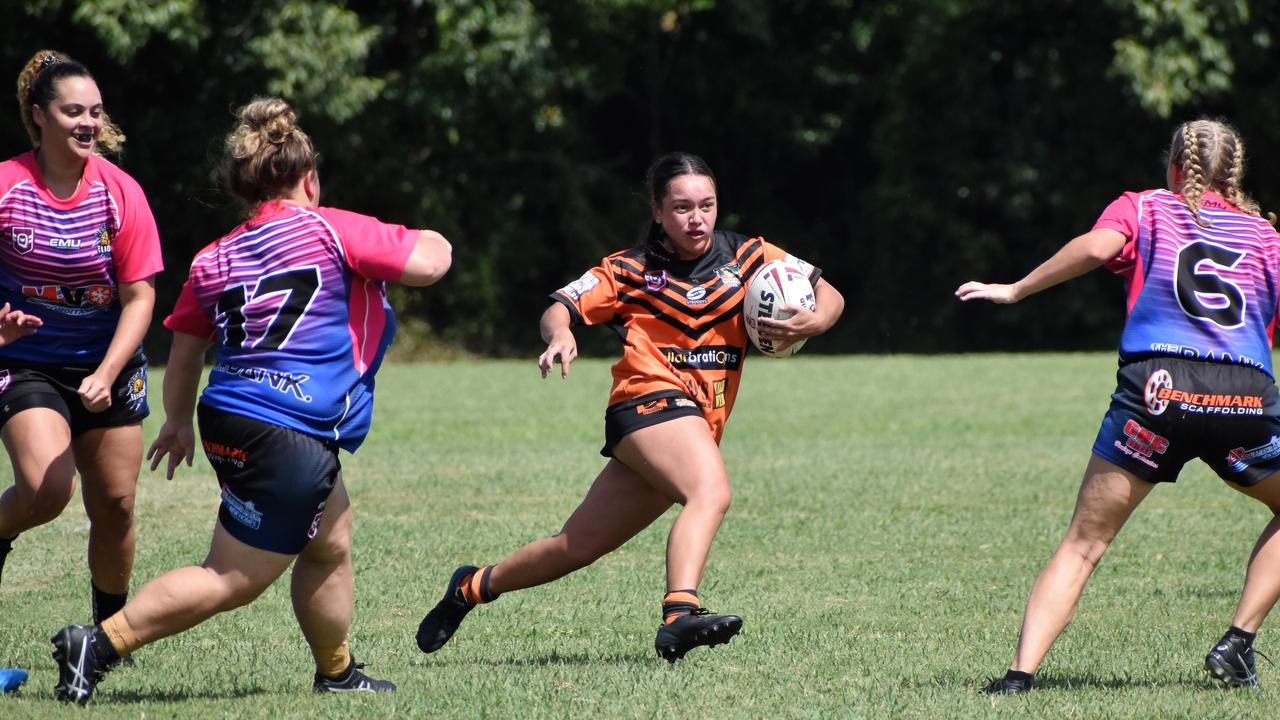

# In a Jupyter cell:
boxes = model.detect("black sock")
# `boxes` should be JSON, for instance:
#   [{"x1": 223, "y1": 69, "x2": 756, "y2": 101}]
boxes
[
  {"x1": 1227, "y1": 626, "x2": 1257, "y2": 645},
  {"x1": 89, "y1": 625, "x2": 121, "y2": 667},
  {"x1": 0, "y1": 535, "x2": 16, "y2": 585},
  {"x1": 1005, "y1": 669, "x2": 1034, "y2": 682},
  {"x1": 92, "y1": 583, "x2": 128, "y2": 624}
]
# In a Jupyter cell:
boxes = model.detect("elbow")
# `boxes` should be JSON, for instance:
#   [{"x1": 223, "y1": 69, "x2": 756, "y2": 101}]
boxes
[{"x1": 402, "y1": 232, "x2": 453, "y2": 287}]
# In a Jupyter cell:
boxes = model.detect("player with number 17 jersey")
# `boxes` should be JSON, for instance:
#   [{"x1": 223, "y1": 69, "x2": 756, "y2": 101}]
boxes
[
  {"x1": 164, "y1": 200, "x2": 418, "y2": 451},
  {"x1": 1099, "y1": 188, "x2": 1280, "y2": 374}
]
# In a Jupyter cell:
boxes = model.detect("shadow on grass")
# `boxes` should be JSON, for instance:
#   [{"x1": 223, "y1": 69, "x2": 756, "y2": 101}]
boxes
[
  {"x1": 416, "y1": 650, "x2": 653, "y2": 668},
  {"x1": 968, "y1": 673, "x2": 1232, "y2": 693},
  {"x1": 100, "y1": 685, "x2": 270, "y2": 703}
]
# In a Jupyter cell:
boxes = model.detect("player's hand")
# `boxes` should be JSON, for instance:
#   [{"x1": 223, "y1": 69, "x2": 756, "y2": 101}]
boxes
[
  {"x1": 147, "y1": 421, "x2": 196, "y2": 481},
  {"x1": 77, "y1": 372, "x2": 113, "y2": 413},
  {"x1": 955, "y1": 281, "x2": 1021, "y2": 304},
  {"x1": 757, "y1": 304, "x2": 824, "y2": 343},
  {"x1": 0, "y1": 303, "x2": 41, "y2": 346},
  {"x1": 539, "y1": 328, "x2": 578, "y2": 379}
]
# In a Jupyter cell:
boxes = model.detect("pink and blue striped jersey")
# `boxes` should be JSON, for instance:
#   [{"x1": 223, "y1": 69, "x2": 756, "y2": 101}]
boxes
[
  {"x1": 0, "y1": 151, "x2": 162, "y2": 365},
  {"x1": 1096, "y1": 189, "x2": 1280, "y2": 376},
  {"x1": 165, "y1": 201, "x2": 417, "y2": 451}
]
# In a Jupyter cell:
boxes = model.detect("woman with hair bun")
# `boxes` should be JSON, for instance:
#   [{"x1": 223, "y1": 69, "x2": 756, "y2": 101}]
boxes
[
  {"x1": 959, "y1": 118, "x2": 1280, "y2": 694},
  {"x1": 50, "y1": 96, "x2": 452, "y2": 703},
  {"x1": 0, "y1": 50, "x2": 161, "y2": 630}
]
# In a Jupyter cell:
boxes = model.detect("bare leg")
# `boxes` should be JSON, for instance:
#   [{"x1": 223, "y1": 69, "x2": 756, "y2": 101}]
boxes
[
  {"x1": 291, "y1": 478, "x2": 353, "y2": 650},
  {"x1": 487, "y1": 459, "x2": 673, "y2": 594},
  {"x1": 121, "y1": 522, "x2": 294, "y2": 645},
  {"x1": 1009, "y1": 455, "x2": 1155, "y2": 673},
  {"x1": 0, "y1": 409, "x2": 76, "y2": 538},
  {"x1": 74, "y1": 424, "x2": 143, "y2": 595},
  {"x1": 1223, "y1": 471, "x2": 1280, "y2": 632},
  {"x1": 611, "y1": 415, "x2": 730, "y2": 591}
]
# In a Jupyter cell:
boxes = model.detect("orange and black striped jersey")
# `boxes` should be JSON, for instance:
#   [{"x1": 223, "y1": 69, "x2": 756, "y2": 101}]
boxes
[{"x1": 551, "y1": 230, "x2": 821, "y2": 442}]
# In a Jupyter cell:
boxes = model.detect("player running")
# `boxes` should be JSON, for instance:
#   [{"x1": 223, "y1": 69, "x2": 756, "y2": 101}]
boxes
[
  {"x1": 49, "y1": 97, "x2": 452, "y2": 703},
  {"x1": 958, "y1": 118, "x2": 1280, "y2": 693},
  {"x1": 417, "y1": 152, "x2": 844, "y2": 662},
  {"x1": 0, "y1": 50, "x2": 162, "y2": 628}
]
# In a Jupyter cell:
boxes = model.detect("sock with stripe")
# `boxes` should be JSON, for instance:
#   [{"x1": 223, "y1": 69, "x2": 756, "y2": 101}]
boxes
[
  {"x1": 662, "y1": 589, "x2": 701, "y2": 624},
  {"x1": 459, "y1": 565, "x2": 500, "y2": 605}
]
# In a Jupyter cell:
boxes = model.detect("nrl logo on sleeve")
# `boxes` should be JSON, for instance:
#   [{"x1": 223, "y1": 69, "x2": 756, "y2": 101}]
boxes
[{"x1": 10, "y1": 227, "x2": 34, "y2": 255}]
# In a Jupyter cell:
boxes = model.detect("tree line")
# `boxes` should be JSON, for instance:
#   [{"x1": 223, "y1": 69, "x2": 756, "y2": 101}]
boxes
[{"x1": 3, "y1": 0, "x2": 1275, "y2": 359}]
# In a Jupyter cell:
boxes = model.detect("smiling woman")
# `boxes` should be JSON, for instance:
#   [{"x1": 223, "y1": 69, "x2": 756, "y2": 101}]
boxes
[{"x1": 0, "y1": 49, "x2": 162, "y2": 646}]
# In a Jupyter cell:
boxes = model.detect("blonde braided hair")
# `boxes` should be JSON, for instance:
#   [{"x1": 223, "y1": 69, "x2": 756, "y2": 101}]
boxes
[{"x1": 1169, "y1": 119, "x2": 1271, "y2": 227}]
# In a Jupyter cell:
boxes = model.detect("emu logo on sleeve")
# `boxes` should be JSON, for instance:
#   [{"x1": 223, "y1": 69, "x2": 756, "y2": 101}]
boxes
[{"x1": 11, "y1": 227, "x2": 33, "y2": 255}]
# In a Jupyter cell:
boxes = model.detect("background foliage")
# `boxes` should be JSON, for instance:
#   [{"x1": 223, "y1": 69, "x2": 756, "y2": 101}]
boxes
[{"x1": 3, "y1": 0, "x2": 1278, "y2": 358}]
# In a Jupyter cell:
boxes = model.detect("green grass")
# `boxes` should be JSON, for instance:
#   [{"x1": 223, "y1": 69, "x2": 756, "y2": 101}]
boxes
[{"x1": 1, "y1": 353, "x2": 1278, "y2": 717}]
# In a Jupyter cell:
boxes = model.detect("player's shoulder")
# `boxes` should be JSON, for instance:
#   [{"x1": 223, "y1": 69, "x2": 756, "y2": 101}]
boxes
[
  {"x1": 0, "y1": 152, "x2": 36, "y2": 193},
  {"x1": 86, "y1": 154, "x2": 146, "y2": 195}
]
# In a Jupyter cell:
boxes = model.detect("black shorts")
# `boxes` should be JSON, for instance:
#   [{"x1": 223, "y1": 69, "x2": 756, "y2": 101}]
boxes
[
  {"x1": 601, "y1": 390, "x2": 704, "y2": 457},
  {"x1": 197, "y1": 404, "x2": 340, "y2": 555},
  {"x1": 0, "y1": 352, "x2": 149, "y2": 436},
  {"x1": 1091, "y1": 357, "x2": 1280, "y2": 486}
]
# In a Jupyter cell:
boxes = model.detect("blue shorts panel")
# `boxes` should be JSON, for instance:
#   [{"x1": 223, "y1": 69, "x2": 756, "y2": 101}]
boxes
[
  {"x1": 197, "y1": 404, "x2": 339, "y2": 554},
  {"x1": 1091, "y1": 357, "x2": 1280, "y2": 486}
]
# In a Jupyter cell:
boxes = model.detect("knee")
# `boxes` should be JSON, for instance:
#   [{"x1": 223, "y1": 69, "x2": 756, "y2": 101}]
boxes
[
  {"x1": 554, "y1": 532, "x2": 608, "y2": 571},
  {"x1": 302, "y1": 531, "x2": 350, "y2": 566},
  {"x1": 207, "y1": 571, "x2": 271, "y2": 612},
  {"x1": 13, "y1": 475, "x2": 76, "y2": 526},
  {"x1": 685, "y1": 480, "x2": 732, "y2": 516},
  {"x1": 86, "y1": 493, "x2": 135, "y2": 534}
]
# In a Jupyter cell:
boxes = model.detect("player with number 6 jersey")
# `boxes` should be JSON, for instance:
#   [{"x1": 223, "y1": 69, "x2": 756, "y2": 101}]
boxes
[
  {"x1": 957, "y1": 118, "x2": 1280, "y2": 695},
  {"x1": 49, "y1": 97, "x2": 452, "y2": 704}
]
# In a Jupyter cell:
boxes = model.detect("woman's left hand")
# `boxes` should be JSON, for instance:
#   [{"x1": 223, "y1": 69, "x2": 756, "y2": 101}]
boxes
[
  {"x1": 756, "y1": 305, "x2": 825, "y2": 343},
  {"x1": 78, "y1": 372, "x2": 113, "y2": 413}
]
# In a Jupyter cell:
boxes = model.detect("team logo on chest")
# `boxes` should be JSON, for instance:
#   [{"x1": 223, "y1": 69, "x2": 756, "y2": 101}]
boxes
[
  {"x1": 644, "y1": 270, "x2": 668, "y2": 293},
  {"x1": 714, "y1": 262, "x2": 742, "y2": 288},
  {"x1": 94, "y1": 224, "x2": 114, "y2": 255},
  {"x1": 685, "y1": 286, "x2": 708, "y2": 305},
  {"x1": 10, "y1": 227, "x2": 34, "y2": 255}
]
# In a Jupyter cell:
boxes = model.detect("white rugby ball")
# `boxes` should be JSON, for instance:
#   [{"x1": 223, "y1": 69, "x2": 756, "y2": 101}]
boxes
[{"x1": 743, "y1": 259, "x2": 816, "y2": 357}]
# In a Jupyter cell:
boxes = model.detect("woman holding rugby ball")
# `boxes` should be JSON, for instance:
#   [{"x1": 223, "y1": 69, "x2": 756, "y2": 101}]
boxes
[
  {"x1": 959, "y1": 118, "x2": 1280, "y2": 694},
  {"x1": 417, "y1": 152, "x2": 843, "y2": 662}
]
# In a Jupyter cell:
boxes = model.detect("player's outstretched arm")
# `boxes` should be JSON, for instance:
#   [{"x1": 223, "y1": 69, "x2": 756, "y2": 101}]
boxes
[
  {"x1": 0, "y1": 302, "x2": 42, "y2": 346},
  {"x1": 147, "y1": 331, "x2": 212, "y2": 480},
  {"x1": 538, "y1": 302, "x2": 578, "y2": 380},
  {"x1": 956, "y1": 228, "x2": 1126, "y2": 304},
  {"x1": 400, "y1": 229, "x2": 453, "y2": 287}
]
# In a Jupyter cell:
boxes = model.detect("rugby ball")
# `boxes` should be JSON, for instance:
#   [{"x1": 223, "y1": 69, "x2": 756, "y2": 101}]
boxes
[{"x1": 743, "y1": 259, "x2": 816, "y2": 357}]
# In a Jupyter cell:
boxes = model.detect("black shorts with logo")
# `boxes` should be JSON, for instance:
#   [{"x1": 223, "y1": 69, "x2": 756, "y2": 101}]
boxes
[
  {"x1": 601, "y1": 390, "x2": 705, "y2": 457},
  {"x1": 197, "y1": 404, "x2": 340, "y2": 555},
  {"x1": 1091, "y1": 357, "x2": 1280, "y2": 486},
  {"x1": 0, "y1": 351, "x2": 149, "y2": 436}
]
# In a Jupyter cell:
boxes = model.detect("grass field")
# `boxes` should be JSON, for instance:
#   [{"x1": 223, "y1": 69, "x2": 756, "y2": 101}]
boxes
[{"x1": 1, "y1": 353, "x2": 1279, "y2": 718}]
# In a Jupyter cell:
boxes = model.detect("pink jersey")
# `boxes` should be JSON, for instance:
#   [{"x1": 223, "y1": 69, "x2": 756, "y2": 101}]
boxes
[
  {"x1": 0, "y1": 151, "x2": 162, "y2": 364},
  {"x1": 1096, "y1": 189, "x2": 1280, "y2": 374},
  {"x1": 165, "y1": 201, "x2": 417, "y2": 450}
]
